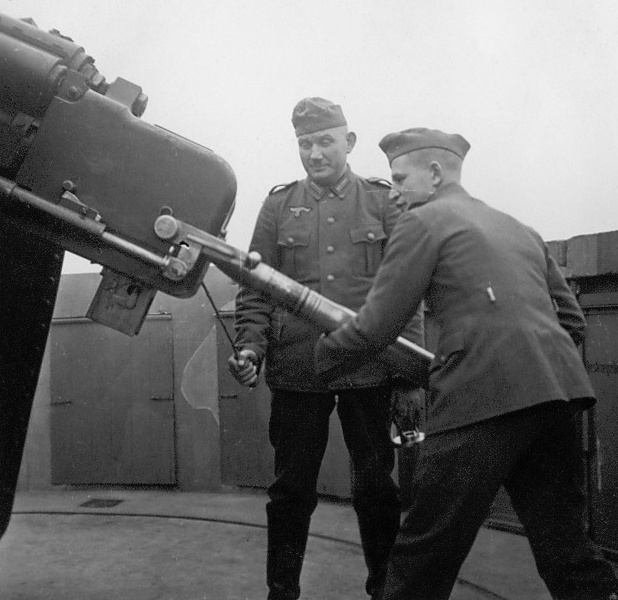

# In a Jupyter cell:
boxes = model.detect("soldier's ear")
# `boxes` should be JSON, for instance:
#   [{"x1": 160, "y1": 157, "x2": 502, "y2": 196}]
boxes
[
  {"x1": 346, "y1": 131, "x2": 357, "y2": 153},
  {"x1": 430, "y1": 161, "x2": 443, "y2": 188}
]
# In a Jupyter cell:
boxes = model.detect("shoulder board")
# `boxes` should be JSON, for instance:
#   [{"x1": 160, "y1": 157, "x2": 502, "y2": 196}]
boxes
[
  {"x1": 366, "y1": 177, "x2": 392, "y2": 189},
  {"x1": 269, "y1": 180, "x2": 298, "y2": 195}
]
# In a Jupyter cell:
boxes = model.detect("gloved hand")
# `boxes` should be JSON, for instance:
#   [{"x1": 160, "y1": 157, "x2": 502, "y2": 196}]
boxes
[
  {"x1": 228, "y1": 348, "x2": 260, "y2": 387},
  {"x1": 390, "y1": 379, "x2": 425, "y2": 446}
]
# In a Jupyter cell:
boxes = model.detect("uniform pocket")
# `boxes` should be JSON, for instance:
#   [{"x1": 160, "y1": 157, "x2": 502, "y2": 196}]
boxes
[
  {"x1": 277, "y1": 230, "x2": 311, "y2": 278},
  {"x1": 349, "y1": 224, "x2": 387, "y2": 276}
]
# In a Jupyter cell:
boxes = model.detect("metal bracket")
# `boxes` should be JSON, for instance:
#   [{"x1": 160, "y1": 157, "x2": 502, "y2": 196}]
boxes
[{"x1": 86, "y1": 268, "x2": 157, "y2": 336}]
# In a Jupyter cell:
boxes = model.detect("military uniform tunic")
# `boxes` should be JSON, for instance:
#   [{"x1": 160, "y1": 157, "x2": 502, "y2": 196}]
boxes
[
  {"x1": 234, "y1": 165, "x2": 419, "y2": 391},
  {"x1": 315, "y1": 182, "x2": 618, "y2": 599},
  {"x1": 315, "y1": 182, "x2": 594, "y2": 430},
  {"x1": 233, "y1": 166, "x2": 424, "y2": 599}
]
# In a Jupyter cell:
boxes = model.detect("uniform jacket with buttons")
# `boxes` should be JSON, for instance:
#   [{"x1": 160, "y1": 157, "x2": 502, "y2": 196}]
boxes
[
  {"x1": 315, "y1": 182, "x2": 595, "y2": 432},
  {"x1": 234, "y1": 166, "x2": 424, "y2": 392}
]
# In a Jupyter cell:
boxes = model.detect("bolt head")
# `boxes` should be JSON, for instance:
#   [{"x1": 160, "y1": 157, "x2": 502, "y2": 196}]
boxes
[{"x1": 154, "y1": 215, "x2": 179, "y2": 240}]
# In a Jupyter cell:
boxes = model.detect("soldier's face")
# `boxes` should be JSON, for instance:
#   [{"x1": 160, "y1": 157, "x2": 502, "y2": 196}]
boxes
[
  {"x1": 297, "y1": 126, "x2": 354, "y2": 187},
  {"x1": 389, "y1": 154, "x2": 435, "y2": 207}
]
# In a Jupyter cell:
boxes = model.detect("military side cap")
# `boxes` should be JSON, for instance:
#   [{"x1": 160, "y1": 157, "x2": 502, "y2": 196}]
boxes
[
  {"x1": 292, "y1": 97, "x2": 347, "y2": 137},
  {"x1": 379, "y1": 128, "x2": 470, "y2": 163}
]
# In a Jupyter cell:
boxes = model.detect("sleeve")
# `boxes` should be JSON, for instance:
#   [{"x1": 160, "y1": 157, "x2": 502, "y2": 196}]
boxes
[
  {"x1": 315, "y1": 211, "x2": 436, "y2": 380},
  {"x1": 545, "y1": 248, "x2": 587, "y2": 345},
  {"x1": 398, "y1": 301, "x2": 425, "y2": 348},
  {"x1": 383, "y1": 195, "x2": 425, "y2": 349},
  {"x1": 233, "y1": 197, "x2": 279, "y2": 363}
]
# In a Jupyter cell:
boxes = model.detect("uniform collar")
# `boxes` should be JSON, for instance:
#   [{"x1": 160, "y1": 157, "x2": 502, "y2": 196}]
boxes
[
  {"x1": 407, "y1": 181, "x2": 465, "y2": 210},
  {"x1": 429, "y1": 181, "x2": 466, "y2": 202},
  {"x1": 306, "y1": 166, "x2": 353, "y2": 200}
]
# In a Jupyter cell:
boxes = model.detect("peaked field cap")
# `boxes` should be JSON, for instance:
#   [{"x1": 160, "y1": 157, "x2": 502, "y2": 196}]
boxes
[
  {"x1": 292, "y1": 97, "x2": 347, "y2": 136},
  {"x1": 379, "y1": 128, "x2": 470, "y2": 163}
]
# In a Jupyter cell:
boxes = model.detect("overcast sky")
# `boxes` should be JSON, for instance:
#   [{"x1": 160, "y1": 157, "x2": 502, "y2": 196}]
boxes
[{"x1": 5, "y1": 0, "x2": 618, "y2": 273}]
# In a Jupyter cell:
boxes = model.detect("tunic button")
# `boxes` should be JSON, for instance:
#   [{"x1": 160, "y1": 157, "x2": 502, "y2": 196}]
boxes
[
  {"x1": 326, "y1": 274, "x2": 335, "y2": 282},
  {"x1": 327, "y1": 217, "x2": 335, "y2": 224},
  {"x1": 326, "y1": 245, "x2": 334, "y2": 253},
  {"x1": 328, "y1": 192, "x2": 335, "y2": 198},
  {"x1": 287, "y1": 236, "x2": 294, "y2": 244},
  {"x1": 367, "y1": 232, "x2": 376, "y2": 241}
]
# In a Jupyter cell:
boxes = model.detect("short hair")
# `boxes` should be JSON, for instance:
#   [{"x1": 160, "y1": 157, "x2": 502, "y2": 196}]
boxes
[{"x1": 407, "y1": 148, "x2": 463, "y2": 174}]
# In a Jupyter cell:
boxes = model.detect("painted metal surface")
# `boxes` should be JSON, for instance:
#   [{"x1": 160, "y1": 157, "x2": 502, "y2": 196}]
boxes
[{"x1": 50, "y1": 316, "x2": 175, "y2": 485}]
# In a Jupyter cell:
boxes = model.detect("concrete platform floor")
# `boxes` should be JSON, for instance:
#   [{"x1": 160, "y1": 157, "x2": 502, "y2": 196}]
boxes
[{"x1": 0, "y1": 488, "x2": 555, "y2": 599}]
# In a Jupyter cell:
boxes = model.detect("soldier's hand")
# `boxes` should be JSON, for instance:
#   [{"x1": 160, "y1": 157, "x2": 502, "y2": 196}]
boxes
[
  {"x1": 228, "y1": 349, "x2": 259, "y2": 387},
  {"x1": 390, "y1": 381, "x2": 423, "y2": 434}
]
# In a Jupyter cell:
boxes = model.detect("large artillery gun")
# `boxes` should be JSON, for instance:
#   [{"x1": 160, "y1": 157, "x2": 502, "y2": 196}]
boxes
[{"x1": 0, "y1": 13, "x2": 431, "y2": 537}]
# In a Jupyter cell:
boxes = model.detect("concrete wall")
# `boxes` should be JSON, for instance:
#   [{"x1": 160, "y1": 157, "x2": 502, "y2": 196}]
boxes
[{"x1": 547, "y1": 230, "x2": 618, "y2": 278}]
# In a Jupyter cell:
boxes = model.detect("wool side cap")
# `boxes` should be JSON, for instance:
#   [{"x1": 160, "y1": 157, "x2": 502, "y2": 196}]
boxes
[
  {"x1": 292, "y1": 97, "x2": 347, "y2": 137},
  {"x1": 379, "y1": 128, "x2": 470, "y2": 163}
]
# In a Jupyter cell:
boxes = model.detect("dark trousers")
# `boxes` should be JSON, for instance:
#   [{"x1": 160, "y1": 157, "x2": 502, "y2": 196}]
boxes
[
  {"x1": 266, "y1": 386, "x2": 400, "y2": 600},
  {"x1": 379, "y1": 401, "x2": 618, "y2": 600}
]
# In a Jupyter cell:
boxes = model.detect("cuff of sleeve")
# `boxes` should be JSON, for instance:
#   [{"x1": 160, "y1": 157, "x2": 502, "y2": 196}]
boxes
[{"x1": 313, "y1": 335, "x2": 351, "y2": 383}]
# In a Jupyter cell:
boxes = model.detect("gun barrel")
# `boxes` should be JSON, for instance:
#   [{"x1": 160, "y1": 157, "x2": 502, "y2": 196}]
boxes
[{"x1": 0, "y1": 14, "x2": 104, "y2": 118}]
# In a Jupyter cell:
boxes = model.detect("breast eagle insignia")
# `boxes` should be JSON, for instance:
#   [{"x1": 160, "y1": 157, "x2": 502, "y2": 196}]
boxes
[{"x1": 289, "y1": 206, "x2": 312, "y2": 218}]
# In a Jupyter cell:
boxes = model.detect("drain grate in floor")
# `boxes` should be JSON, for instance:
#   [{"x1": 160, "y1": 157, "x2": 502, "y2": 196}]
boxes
[{"x1": 79, "y1": 498, "x2": 124, "y2": 509}]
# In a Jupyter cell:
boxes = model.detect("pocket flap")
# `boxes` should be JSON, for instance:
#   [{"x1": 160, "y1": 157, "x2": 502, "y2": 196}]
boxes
[
  {"x1": 277, "y1": 230, "x2": 310, "y2": 248},
  {"x1": 350, "y1": 225, "x2": 386, "y2": 244}
]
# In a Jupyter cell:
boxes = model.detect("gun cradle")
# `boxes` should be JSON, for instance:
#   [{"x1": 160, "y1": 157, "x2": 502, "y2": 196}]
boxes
[
  {"x1": 0, "y1": 13, "x2": 236, "y2": 334},
  {"x1": 14, "y1": 76, "x2": 236, "y2": 297}
]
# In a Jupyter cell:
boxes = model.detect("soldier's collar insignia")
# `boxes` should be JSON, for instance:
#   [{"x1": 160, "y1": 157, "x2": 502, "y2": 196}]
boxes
[
  {"x1": 308, "y1": 180, "x2": 325, "y2": 199},
  {"x1": 307, "y1": 172, "x2": 351, "y2": 200},
  {"x1": 289, "y1": 206, "x2": 312, "y2": 218},
  {"x1": 333, "y1": 174, "x2": 351, "y2": 197}
]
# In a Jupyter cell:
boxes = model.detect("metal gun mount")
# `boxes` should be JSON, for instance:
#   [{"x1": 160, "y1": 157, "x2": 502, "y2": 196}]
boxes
[
  {"x1": 0, "y1": 11, "x2": 431, "y2": 382},
  {"x1": 0, "y1": 12, "x2": 429, "y2": 543},
  {"x1": 0, "y1": 13, "x2": 236, "y2": 335}
]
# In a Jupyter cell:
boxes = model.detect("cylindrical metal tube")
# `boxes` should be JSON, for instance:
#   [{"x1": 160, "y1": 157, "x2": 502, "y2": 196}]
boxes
[
  {"x1": 0, "y1": 13, "x2": 105, "y2": 119},
  {"x1": 0, "y1": 13, "x2": 95, "y2": 73},
  {"x1": 0, "y1": 177, "x2": 104, "y2": 235},
  {"x1": 221, "y1": 259, "x2": 432, "y2": 384},
  {"x1": 0, "y1": 32, "x2": 66, "y2": 117},
  {"x1": 0, "y1": 176, "x2": 169, "y2": 270},
  {"x1": 180, "y1": 223, "x2": 433, "y2": 385}
]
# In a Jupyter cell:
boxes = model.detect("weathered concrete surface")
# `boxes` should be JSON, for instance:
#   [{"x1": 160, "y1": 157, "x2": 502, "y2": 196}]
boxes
[{"x1": 0, "y1": 489, "x2": 558, "y2": 600}]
